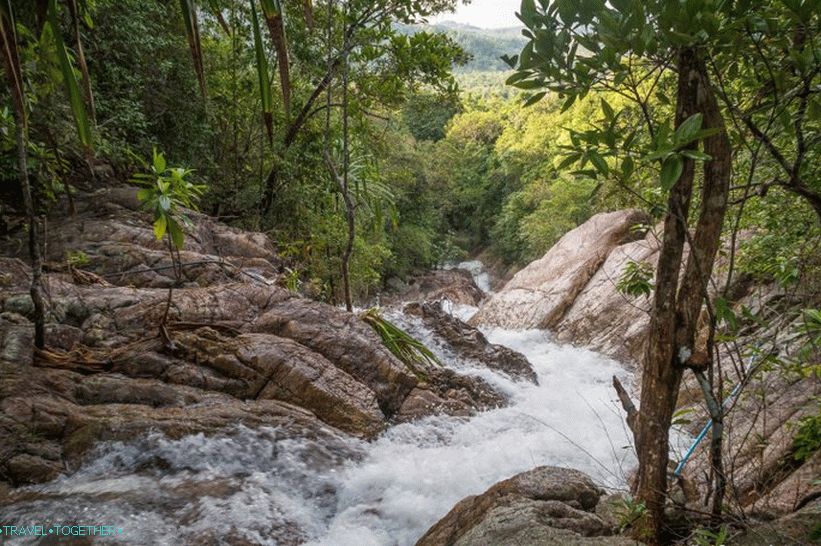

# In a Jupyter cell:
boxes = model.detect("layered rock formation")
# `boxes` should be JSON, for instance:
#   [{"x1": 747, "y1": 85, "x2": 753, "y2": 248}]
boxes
[{"x1": 0, "y1": 187, "x2": 533, "y2": 487}]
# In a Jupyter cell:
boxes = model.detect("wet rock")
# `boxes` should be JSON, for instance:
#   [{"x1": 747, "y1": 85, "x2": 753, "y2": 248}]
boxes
[
  {"x1": 471, "y1": 210, "x2": 650, "y2": 330},
  {"x1": 396, "y1": 368, "x2": 506, "y2": 422},
  {"x1": 404, "y1": 302, "x2": 537, "y2": 383},
  {"x1": 386, "y1": 269, "x2": 486, "y2": 307},
  {"x1": 416, "y1": 466, "x2": 634, "y2": 546},
  {"x1": 1, "y1": 186, "x2": 507, "y2": 487}
]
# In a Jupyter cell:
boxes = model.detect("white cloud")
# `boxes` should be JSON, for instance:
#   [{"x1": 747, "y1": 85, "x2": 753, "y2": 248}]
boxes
[{"x1": 432, "y1": 0, "x2": 522, "y2": 29}]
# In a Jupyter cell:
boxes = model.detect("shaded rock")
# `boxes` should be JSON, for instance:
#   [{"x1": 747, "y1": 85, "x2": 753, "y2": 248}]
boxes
[
  {"x1": 396, "y1": 368, "x2": 506, "y2": 423},
  {"x1": 734, "y1": 498, "x2": 821, "y2": 545},
  {"x1": 0, "y1": 187, "x2": 284, "y2": 289},
  {"x1": 386, "y1": 269, "x2": 486, "y2": 307},
  {"x1": 404, "y1": 301, "x2": 537, "y2": 383},
  {"x1": 471, "y1": 210, "x2": 650, "y2": 330},
  {"x1": 416, "y1": 466, "x2": 630, "y2": 546}
]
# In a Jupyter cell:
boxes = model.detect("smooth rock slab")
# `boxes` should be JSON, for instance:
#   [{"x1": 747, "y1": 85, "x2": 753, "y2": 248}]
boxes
[{"x1": 471, "y1": 210, "x2": 650, "y2": 330}]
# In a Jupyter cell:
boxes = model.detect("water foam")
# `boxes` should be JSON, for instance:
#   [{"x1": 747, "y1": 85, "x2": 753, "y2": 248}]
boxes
[{"x1": 1, "y1": 321, "x2": 641, "y2": 545}]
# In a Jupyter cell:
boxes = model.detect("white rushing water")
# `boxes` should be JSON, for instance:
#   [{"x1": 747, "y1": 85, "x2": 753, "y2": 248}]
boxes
[
  {"x1": 1, "y1": 265, "x2": 650, "y2": 546},
  {"x1": 443, "y1": 260, "x2": 493, "y2": 293}
]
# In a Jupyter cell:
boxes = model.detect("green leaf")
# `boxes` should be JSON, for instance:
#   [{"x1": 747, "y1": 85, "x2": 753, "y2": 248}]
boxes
[
  {"x1": 661, "y1": 154, "x2": 684, "y2": 191},
  {"x1": 681, "y1": 149, "x2": 712, "y2": 161},
  {"x1": 621, "y1": 156, "x2": 634, "y2": 178},
  {"x1": 249, "y1": 0, "x2": 274, "y2": 142},
  {"x1": 153, "y1": 215, "x2": 167, "y2": 240},
  {"x1": 715, "y1": 296, "x2": 738, "y2": 332},
  {"x1": 153, "y1": 150, "x2": 167, "y2": 173},
  {"x1": 168, "y1": 218, "x2": 185, "y2": 249},
  {"x1": 588, "y1": 150, "x2": 609, "y2": 175},
  {"x1": 660, "y1": 154, "x2": 684, "y2": 191},
  {"x1": 674, "y1": 113, "x2": 703, "y2": 145},
  {"x1": 523, "y1": 91, "x2": 547, "y2": 107},
  {"x1": 600, "y1": 98, "x2": 614, "y2": 120},
  {"x1": 556, "y1": 151, "x2": 582, "y2": 170},
  {"x1": 48, "y1": 0, "x2": 92, "y2": 149},
  {"x1": 560, "y1": 93, "x2": 576, "y2": 113}
]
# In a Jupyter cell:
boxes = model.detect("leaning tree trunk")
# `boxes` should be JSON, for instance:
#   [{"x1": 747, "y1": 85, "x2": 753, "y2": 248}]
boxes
[
  {"x1": 1, "y1": 5, "x2": 46, "y2": 349},
  {"x1": 634, "y1": 47, "x2": 732, "y2": 544}
]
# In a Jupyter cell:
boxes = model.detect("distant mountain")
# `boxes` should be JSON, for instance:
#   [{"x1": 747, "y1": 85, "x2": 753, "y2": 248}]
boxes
[{"x1": 397, "y1": 22, "x2": 526, "y2": 73}]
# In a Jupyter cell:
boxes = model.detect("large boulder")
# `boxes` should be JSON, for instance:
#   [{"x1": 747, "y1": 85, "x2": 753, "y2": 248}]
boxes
[
  {"x1": 553, "y1": 230, "x2": 660, "y2": 365},
  {"x1": 470, "y1": 210, "x2": 650, "y2": 330},
  {"x1": 416, "y1": 466, "x2": 635, "y2": 546}
]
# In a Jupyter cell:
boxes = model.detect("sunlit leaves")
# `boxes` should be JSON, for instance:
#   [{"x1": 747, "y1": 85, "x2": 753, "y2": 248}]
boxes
[{"x1": 132, "y1": 148, "x2": 205, "y2": 250}]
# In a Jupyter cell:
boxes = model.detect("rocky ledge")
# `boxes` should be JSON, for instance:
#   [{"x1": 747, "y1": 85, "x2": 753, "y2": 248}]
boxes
[{"x1": 0, "y1": 187, "x2": 534, "y2": 486}]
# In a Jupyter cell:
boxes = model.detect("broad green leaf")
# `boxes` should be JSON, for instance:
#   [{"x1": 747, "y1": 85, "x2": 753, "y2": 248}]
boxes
[
  {"x1": 660, "y1": 154, "x2": 684, "y2": 191},
  {"x1": 621, "y1": 156, "x2": 634, "y2": 178},
  {"x1": 675, "y1": 113, "x2": 703, "y2": 145},
  {"x1": 168, "y1": 218, "x2": 185, "y2": 249},
  {"x1": 601, "y1": 98, "x2": 614, "y2": 120},
  {"x1": 556, "y1": 151, "x2": 582, "y2": 170},
  {"x1": 48, "y1": 0, "x2": 92, "y2": 149},
  {"x1": 153, "y1": 150, "x2": 167, "y2": 173},
  {"x1": 153, "y1": 216, "x2": 167, "y2": 240},
  {"x1": 523, "y1": 91, "x2": 547, "y2": 107}
]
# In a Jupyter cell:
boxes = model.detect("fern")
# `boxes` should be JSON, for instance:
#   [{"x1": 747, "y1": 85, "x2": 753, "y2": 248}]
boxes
[{"x1": 360, "y1": 308, "x2": 440, "y2": 375}]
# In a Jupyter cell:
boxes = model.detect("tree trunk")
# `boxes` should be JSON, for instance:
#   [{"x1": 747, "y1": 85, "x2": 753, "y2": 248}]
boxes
[
  {"x1": 16, "y1": 114, "x2": 46, "y2": 349},
  {"x1": 634, "y1": 46, "x2": 732, "y2": 544},
  {"x1": 1, "y1": 6, "x2": 46, "y2": 349}
]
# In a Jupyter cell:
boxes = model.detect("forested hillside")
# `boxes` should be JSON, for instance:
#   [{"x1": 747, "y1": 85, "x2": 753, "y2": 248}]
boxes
[{"x1": 0, "y1": 0, "x2": 819, "y2": 545}]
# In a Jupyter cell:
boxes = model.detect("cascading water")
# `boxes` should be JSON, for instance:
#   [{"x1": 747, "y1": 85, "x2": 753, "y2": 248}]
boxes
[{"x1": 0, "y1": 263, "x2": 648, "y2": 546}]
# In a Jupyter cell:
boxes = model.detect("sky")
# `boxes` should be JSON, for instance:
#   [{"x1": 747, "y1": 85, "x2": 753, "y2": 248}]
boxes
[{"x1": 432, "y1": 0, "x2": 523, "y2": 29}]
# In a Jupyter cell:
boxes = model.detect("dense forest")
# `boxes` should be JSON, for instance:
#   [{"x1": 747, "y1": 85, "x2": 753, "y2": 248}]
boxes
[{"x1": 0, "y1": 0, "x2": 819, "y2": 545}]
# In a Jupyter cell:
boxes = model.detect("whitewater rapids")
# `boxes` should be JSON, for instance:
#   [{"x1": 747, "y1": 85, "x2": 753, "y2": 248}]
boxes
[{"x1": 0, "y1": 263, "x2": 650, "y2": 546}]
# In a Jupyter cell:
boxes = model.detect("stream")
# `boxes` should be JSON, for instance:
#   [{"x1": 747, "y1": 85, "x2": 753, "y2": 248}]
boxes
[{"x1": 0, "y1": 262, "x2": 644, "y2": 546}]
